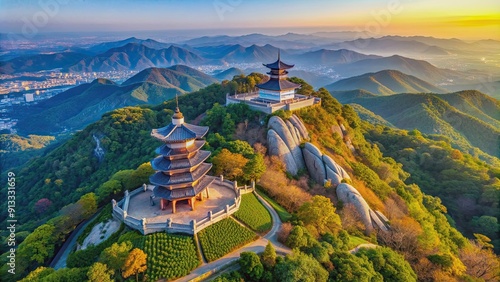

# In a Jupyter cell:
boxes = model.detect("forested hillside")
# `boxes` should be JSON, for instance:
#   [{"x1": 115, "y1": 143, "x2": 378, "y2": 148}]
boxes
[{"x1": 1, "y1": 75, "x2": 498, "y2": 281}]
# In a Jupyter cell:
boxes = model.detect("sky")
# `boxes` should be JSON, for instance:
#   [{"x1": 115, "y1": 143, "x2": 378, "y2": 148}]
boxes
[{"x1": 0, "y1": 0, "x2": 499, "y2": 40}]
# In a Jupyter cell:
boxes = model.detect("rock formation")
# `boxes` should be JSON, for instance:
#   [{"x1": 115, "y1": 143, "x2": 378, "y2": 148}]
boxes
[
  {"x1": 337, "y1": 183, "x2": 373, "y2": 232},
  {"x1": 303, "y1": 143, "x2": 327, "y2": 184},
  {"x1": 337, "y1": 183, "x2": 389, "y2": 233},
  {"x1": 267, "y1": 115, "x2": 307, "y2": 174},
  {"x1": 266, "y1": 113, "x2": 389, "y2": 234},
  {"x1": 302, "y1": 142, "x2": 350, "y2": 186},
  {"x1": 267, "y1": 129, "x2": 299, "y2": 174}
]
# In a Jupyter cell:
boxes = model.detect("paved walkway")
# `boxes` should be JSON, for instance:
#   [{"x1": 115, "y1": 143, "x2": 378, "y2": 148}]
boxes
[{"x1": 174, "y1": 192, "x2": 291, "y2": 282}]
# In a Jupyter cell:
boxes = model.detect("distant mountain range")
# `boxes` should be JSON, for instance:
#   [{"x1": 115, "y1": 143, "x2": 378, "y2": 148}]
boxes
[
  {"x1": 291, "y1": 49, "x2": 380, "y2": 65},
  {"x1": 88, "y1": 37, "x2": 172, "y2": 53},
  {"x1": 333, "y1": 55, "x2": 464, "y2": 84},
  {"x1": 67, "y1": 43, "x2": 206, "y2": 72},
  {"x1": 15, "y1": 65, "x2": 217, "y2": 135},
  {"x1": 0, "y1": 52, "x2": 88, "y2": 74},
  {"x1": 326, "y1": 70, "x2": 446, "y2": 95},
  {"x1": 2, "y1": 35, "x2": 499, "y2": 99},
  {"x1": 332, "y1": 90, "x2": 500, "y2": 160}
]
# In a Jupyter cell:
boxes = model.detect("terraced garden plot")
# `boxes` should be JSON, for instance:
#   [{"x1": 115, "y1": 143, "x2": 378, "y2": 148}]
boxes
[
  {"x1": 142, "y1": 233, "x2": 201, "y2": 281},
  {"x1": 198, "y1": 218, "x2": 257, "y2": 262},
  {"x1": 234, "y1": 193, "x2": 272, "y2": 232}
]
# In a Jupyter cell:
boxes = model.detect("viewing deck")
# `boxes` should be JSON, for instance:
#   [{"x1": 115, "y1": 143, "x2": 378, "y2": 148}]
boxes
[{"x1": 226, "y1": 92, "x2": 321, "y2": 114}]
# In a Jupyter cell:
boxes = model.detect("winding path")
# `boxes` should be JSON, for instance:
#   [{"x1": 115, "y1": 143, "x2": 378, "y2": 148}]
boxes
[
  {"x1": 49, "y1": 207, "x2": 103, "y2": 269},
  {"x1": 174, "y1": 192, "x2": 291, "y2": 282}
]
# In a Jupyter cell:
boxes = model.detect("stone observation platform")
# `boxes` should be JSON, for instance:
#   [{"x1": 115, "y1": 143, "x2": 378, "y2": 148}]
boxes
[
  {"x1": 226, "y1": 92, "x2": 320, "y2": 114},
  {"x1": 112, "y1": 177, "x2": 255, "y2": 235},
  {"x1": 225, "y1": 52, "x2": 320, "y2": 114}
]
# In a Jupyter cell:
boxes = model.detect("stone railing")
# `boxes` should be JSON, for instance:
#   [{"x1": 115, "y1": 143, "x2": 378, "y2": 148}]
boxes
[{"x1": 112, "y1": 176, "x2": 255, "y2": 235}]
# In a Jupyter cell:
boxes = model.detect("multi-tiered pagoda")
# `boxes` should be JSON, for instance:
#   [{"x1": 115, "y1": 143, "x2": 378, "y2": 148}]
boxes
[
  {"x1": 256, "y1": 51, "x2": 301, "y2": 102},
  {"x1": 149, "y1": 106, "x2": 214, "y2": 213}
]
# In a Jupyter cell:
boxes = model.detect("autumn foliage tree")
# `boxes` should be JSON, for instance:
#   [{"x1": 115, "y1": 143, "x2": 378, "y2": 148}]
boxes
[
  {"x1": 211, "y1": 148, "x2": 248, "y2": 180},
  {"x1": 87, "y1": 262, "x2": 114, "y2": 282},
  {"x1": 34, "y1": 198, "x2": 52, "y2": 214},
  {"x1": 296, "y1": 195, "x2": 342, "y2": 236},
  {"x1": 99, "y1": 241, "x2": 132, "y2": 274},
  {"x1": 122, "y1": 248, "x2": 147, "y2": 281}
]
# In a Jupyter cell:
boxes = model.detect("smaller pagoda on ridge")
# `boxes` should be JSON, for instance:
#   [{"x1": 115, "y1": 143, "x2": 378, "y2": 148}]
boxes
[
  {"x1": 149, "y1": 102, "x2": 214, "y2": 213},
  {"x1": 256, "y1": 51, "x2": 301, "y2": 102}
]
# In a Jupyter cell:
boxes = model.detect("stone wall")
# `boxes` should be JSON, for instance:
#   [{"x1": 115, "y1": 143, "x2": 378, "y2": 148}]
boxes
[{"x1": 112, "y1": 178, "x2": 255, "y2": 235}]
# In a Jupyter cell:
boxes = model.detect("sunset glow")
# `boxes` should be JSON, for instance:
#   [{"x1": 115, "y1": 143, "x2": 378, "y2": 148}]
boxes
[{"x1": 0, "y1": 0, "x2": 498, "y2": 39}]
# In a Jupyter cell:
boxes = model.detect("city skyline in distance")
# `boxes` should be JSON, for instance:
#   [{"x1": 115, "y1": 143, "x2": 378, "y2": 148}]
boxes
[{"x1": 0, "y1": 0, "x2": 499, "y2": 40}]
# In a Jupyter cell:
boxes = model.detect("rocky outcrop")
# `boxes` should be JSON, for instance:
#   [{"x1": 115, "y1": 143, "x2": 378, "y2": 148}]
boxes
[
  {"x1": 303, "y1": 143, "x2": 327, "y2": 184},
  {"x1": 331, "y1": 124, "x2": 343, "y2": 138},
  {"x1": 337, "y1": 183, "x2": 373, "y2": 232},
  {"x1": 267, "y1": 129, "x2": 299, "y2": 174},
  {"x1": 267, "y1": 116, "x2": 307, "y2": 174},
  {"x1": 337, "y1": 183, "x2": 389, "y2": 233},
  {"x1": 323, "y1": 155, "x2": 350, "y2": 180},
  {"x1": 289, "y1": 114, "x2": 309, "y2": 140},
  {"x1": 266, "y1": 113, "x2": 388, "y2": 234},
  {"x1": 302, "y1": 142, "x2": 350, "y2": 186}
]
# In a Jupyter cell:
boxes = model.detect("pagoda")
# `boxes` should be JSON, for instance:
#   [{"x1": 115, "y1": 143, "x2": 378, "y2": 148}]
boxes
[
  {"x1": 256, "y1": 51, "x2": 301, "y2": 102},
  {"x1": 149, "y1": 103, "x2": 214, "y2": 213}
]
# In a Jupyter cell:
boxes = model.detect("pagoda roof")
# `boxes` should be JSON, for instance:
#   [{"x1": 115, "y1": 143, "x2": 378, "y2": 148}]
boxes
[
  {"x1": 151, "y1": 150, "x2": 211, "y2": 172},
  {"x1": 257, "y1": 79, "x2": 301, "y2": 91},
  {"x1": 149, "y1": 163, "x2": 212, "y2": 186},
  {"x1": 153, "y1": 175, "x2": 214, "y2": 200},
  {"x1": 263, "y1": 57, "x2": 294, "y2": 70},
  {"x1": 151, "y1": 122, "x2": 208, "y2": 143},
  {"x1": 155, "y1": 140, "x2": 205, "y2": 157}
]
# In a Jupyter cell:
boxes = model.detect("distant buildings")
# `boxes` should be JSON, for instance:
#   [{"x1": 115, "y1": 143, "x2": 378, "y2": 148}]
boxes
[
  {"x1": 24, "y1": 93, "x2": 34, "y2": 102},
  {"x1": 226, "y1": 52, "x2": 320, "y2": 113}
]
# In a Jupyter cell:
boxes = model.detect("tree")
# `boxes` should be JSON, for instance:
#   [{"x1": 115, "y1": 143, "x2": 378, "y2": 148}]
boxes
[
  {"x1": 17, "y1": 224, "x2": 55, "y2": 264},
  {"x1": 77, "y1": 192, "x2": 98, "y2": 218},
  {"x1": 274, "y1": 251, "x2": 329, "y2": 282},
  {"x1": 87, "y1": 262, "x2": 114, "y2": 282},
  {"x1": 472, "y1": 216, "x2": 499, "y2": 239},
  {"x1": 296, "y1": 195, "x2": 342, "y2": 236},
  {"x1": 377, "y1": 217, "x2": 422, "y2": 255},
  {"x1": 122, "y1": 248, "x2": 147, "y2": 281},
  {"x1": 97, "y1": 179, "x2": 123, "y2": 201},
  {"x1": 315, "y1": 88, "x2": 342, "y2": 115},
  {"x1": 239, "y1": 252, "x2": 264, "y2": 281},
  {"x1": 211, "y1": 148, "x2": 248, "y2": 180},
  {"x1": 224, "y1": 140, "x2": 255, "y2": 158},
  {"x1": 34, "y1": 198, "x2": 52, "y2": 214},
  {"x1": 261, "y1": 242, "x2": 277, "y2": 269},
  {"x1": 99, "y1": 241, "x2": 132, "y2": 273},
  {"x1": 288, "y1": 77, "x2": 314, "y2": 96},
  {"x1": 286, "y1": 225, "x2": 313, "y2": 249},
  {"x1": 330, "y1": 251, "x2": 382, "y2": 282},
  {"x1": 460, "y1": 241, "x2": 500, "y2": 282},
  {"x1": 356, "y1": 247, "x2": 417, "y2": 282},
  {"x1": 341, "y1": 104, "x2": 361, "y2": 128},
  {"x1": 19, "y1": 267, "x2": 55, "y2": 282},
  {"x1": 243, "y1": 153, "x2": 266, "y2": 182}
]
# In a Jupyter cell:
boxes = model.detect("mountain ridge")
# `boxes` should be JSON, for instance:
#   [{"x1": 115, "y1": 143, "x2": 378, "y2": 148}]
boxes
[{"x1": 325, "y1": 70, "x2": 447, "y2": 95}]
